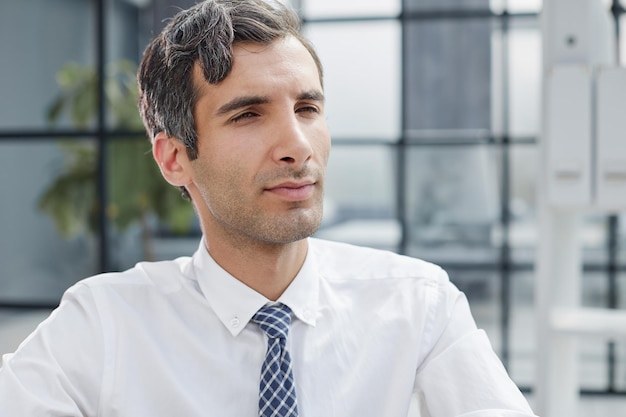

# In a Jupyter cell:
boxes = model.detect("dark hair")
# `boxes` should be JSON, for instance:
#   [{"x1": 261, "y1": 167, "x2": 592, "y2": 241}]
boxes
[{"x1": 138, "y1": 0, "x2": 323, "y2": 161}]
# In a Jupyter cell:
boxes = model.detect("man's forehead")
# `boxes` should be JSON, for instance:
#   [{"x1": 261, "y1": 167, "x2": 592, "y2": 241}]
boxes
[
  {"x1": 191, "y1": 38, "x2": 321, "y2": 97},
  {"x1": 194, "y1": 37, "x2": 320, "y2": 85}
]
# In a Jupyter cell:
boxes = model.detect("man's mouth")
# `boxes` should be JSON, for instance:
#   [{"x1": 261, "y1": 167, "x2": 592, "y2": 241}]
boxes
[{"x1": 264, "y1": 180, "x2": 317, "y2": 201}]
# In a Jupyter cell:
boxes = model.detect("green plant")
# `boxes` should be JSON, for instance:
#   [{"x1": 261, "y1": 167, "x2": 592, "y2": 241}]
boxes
[{"x1": 38, "y1": 60, "x2": 195, "y2": 260}]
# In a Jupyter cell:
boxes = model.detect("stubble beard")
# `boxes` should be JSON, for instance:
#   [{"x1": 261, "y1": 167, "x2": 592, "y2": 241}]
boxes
[
  {"x1": 209, "y1": 196, "x2": 324, "y2": 248},
  {"x1": 195, "y1": 161, "x2": 326, "y2": 248},
  {"x1": 199, "y1": 173, "x2": 325, "y2": 247}
]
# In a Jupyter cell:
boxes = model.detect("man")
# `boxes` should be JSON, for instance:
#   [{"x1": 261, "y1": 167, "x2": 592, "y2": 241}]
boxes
[{"x1": 0, "y1": 1, "x2": 537, "y2": 416}]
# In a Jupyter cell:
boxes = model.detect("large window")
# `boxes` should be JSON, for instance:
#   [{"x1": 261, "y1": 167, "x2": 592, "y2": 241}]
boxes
[{"x1": 2, "y1": 0, "x2": 626, "y2": 397}]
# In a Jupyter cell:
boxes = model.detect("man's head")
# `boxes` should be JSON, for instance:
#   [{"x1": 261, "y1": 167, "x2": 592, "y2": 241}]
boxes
[
  {"x1": 138, "y1": 0, "x2": 323, "y2": 161},
  {"x1": 139, "y1": 0, "x2": 330, "y2": 247}
]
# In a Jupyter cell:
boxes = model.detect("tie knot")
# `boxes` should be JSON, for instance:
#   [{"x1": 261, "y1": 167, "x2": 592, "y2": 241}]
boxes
[{"x1": 252, "y1": 303, "x2": 292, "y2": 340}]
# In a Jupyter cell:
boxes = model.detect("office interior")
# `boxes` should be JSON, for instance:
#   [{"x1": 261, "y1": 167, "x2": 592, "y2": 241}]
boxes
[{"x1": 1, "y1": 0, "x2": 626, "y2": 415}]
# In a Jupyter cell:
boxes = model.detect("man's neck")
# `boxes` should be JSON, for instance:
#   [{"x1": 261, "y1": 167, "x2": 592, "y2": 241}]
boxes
[{"x1": 203, "y1": 235, "x2": 309, "y2": 301}]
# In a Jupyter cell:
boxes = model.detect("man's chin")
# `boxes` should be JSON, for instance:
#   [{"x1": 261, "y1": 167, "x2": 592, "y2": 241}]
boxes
[{"x1": 258, "y1": 210, "x2": 323, "y2": 244}]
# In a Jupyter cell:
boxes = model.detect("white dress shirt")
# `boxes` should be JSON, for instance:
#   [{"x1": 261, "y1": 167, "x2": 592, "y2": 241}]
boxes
[{"x1": 0, "y1": 238, "x2": 537, "y2": 417}]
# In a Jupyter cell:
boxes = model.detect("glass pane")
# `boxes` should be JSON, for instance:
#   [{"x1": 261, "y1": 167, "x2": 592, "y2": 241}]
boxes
[
  {"x1": 615, "y1": 340, "x2": 626, "y2": 391},
  {"x1": 509, "y1": 144, "x2": 538, "y2": 264},
  {"x1": 0, "y1": 140, "x2": 99, "y2": 303},
  {"x1": 111, "y1": 231, "x2": 202, "y2": 272},
  {"x1": 490, "y1": 0, "x2": 542, "y2": 13},
  {"x1": 303, "y1": 0, "x2": 400, "y2": 18},
  {"x1": 620, "y1": 15, "x2": 626, "y2": 67},
  {"x1": 304, "y1": 21, "x2": 401, "y2": 141},
  {"x1": 509, "y1": 271, "x2": 535, "y2": 387},
  {"x1": 580, "y1": 348, "x2": 618, "y2": 398},
  {"x1": 0, "y1": 308, "x2": 54, "y2": 360},
  {"x1": 106, "y1": 137, "x2": 200, "y2": 271},
  {"x1": 137, "y1": 0, "x2": 197, "y2": 43},
  {"x1": 583, "y1": 215, "x2": 609, "y2": 265},
  {"x1": 404, "y1": 18, "x2": 492, "y2": 133},
  {"x1": 0, "y1": 0, "x2": 95, "y2": 130},
  {"x1": 451, "y1": 269, "x2": 502, "y2": 351},
  {"x1": 405, "y1": 145, "x2": 501, "y2": 264},
  {"x1": 315, "y1": 145, "x2": 399, "y2": 251},
  {"x1": 107, "y1": 0, "x2": 147, "y2": 131},
  {"x1": 619, "y1": 212, "x2": 626, "y2": 264},
  {"x1": 110, "y1": 0, "x2": 144, "y2": 63},
  {"x1": 509, "y1": 20, "x2": 541, "y2": 137},
  {"x1": 490, "y1": 20, "x2": 505, "y2": 138},
  {"x1": 582, "y1": 271, "x2": 613, "y2": 308},
  {"x1": 579, "y1": 275, "x2": 611, "y2": 391},
  {"x1": 616, "y1": 275, "x2": 626, "y2": 390},
  {"x1": 404, "y1": 0, "x2": 490, "y2": 11},
  {"x1": 491, "y1": 18, "x2": 541, "y2": 137}
]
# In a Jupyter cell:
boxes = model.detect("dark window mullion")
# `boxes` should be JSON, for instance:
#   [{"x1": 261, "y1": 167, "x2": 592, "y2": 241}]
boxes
[
  {"x1": 96, "y1": 0, "x2": 110, "y2": 273},
  {"x1": 604, "y1": 0, "x2": 623, "y2": 394},
  {"x1": 399, "y1": 4, "x2": 409, "y2": 255},
  {"x1": 498, "y1": 9, "x2": 512, "y2": 370}
]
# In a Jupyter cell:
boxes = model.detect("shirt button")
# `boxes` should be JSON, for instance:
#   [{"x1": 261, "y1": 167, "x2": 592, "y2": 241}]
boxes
[{"x1": 230, "y1": 317, "x2": 240, "y2": 328}]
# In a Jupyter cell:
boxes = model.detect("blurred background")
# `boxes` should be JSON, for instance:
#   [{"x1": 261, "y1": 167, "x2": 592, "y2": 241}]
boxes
[{"x1": 1, "y1": 0, "x2": 626, "y2": 413}]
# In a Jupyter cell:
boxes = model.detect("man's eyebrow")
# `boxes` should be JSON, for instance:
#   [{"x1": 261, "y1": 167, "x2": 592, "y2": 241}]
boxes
[
  {"x1": 216, "y1": 95, "x2": 270, "y2": 116},
  {"x1": 298, "y1": 90, "x2": 325, "y2": 102},
  {"x1": 215, "y1": 90, "x2": 325, "y2": 116}
]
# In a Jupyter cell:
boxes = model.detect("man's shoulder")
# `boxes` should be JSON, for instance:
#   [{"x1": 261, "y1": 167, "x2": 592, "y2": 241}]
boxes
[
  {"x1": 309, "y1": 237, "x2": 446, "y2": 282},
  {"x1": 71, "y1": 255, "x2": 193, "y2": 296}
]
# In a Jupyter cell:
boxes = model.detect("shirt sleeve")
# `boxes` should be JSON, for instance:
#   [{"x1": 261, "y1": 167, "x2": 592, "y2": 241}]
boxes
[
  {"x1": 413, "y1": 273, "x2": 538, "y2": 417},
  {"x1": 0, "y1": 283, "x2": 104, "y2": 416}
]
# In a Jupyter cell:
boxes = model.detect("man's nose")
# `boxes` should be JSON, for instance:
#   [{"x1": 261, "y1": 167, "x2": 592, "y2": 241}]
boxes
[{"x1": 272, "y1": 115, "x2": 314, "y2": 167}]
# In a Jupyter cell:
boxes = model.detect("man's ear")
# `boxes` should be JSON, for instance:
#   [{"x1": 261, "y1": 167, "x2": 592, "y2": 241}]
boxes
[{"x1": 152, "y1": 132, "x2": 193, "y2": 187}]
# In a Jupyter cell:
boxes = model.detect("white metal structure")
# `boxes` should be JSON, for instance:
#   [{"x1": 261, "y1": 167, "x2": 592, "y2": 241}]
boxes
[{"x1": 536, "y1": 1, "x2": 626, "y2": 416}]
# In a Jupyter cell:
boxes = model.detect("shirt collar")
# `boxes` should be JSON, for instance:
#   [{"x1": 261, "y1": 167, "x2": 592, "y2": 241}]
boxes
[{"x1": 190, "y1": 238, "x2": 319, "y2": 337}]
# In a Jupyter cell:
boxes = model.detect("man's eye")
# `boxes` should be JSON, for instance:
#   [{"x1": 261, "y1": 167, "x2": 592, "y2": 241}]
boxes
[
  {"x1": 231, "y1": 112, "x2": 257, "y2": 123},
  {"x1": 297, "y1": 105, "x2": 319, "y2": 115}
]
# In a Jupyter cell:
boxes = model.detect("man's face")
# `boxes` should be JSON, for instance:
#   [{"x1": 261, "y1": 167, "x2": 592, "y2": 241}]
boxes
[{"x1": 187, "y1": 36, "x2": 330, "y2": 245}]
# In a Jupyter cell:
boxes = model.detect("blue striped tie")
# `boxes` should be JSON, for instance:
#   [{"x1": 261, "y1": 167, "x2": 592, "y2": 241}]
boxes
[{"x1": 252, "y1": 303, "x2": 299, "y2": 417}]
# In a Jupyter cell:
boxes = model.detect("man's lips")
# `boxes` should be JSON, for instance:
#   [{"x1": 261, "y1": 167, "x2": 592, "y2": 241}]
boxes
[{"x1": 264, "y1": 180, "x2": 317, "y2": 201}]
